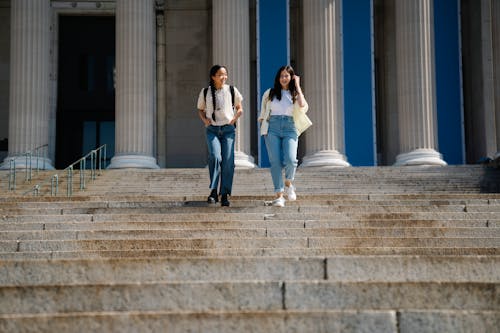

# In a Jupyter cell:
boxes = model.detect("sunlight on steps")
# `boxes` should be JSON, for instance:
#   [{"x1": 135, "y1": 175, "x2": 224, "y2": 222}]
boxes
[{"x1": 0, "y1": 166, "x2": 499, "y2": 332}]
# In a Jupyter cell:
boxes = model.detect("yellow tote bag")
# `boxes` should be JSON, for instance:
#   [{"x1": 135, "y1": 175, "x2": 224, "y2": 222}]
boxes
[{"x1": 292, "y1": 102, "x2": 312, "y2": 136}]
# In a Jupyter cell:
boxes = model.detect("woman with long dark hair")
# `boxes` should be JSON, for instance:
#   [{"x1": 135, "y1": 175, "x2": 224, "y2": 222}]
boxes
[
  {"x1": 258, "y1": 65, "x2": 308, "y2": 207},
  {"x1": 197, "y1": 65, "x2": 243, "y2": 206}
]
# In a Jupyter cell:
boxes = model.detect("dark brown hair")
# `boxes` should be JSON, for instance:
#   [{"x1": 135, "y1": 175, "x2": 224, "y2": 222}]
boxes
[{"x1": 269, "y1": 65, "x2": 298, "y2": 103}]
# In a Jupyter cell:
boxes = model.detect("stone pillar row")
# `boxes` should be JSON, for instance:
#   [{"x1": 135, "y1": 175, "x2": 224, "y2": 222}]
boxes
[{"x1": 3, "y1": 0, "x2": 467, "y2": 169}]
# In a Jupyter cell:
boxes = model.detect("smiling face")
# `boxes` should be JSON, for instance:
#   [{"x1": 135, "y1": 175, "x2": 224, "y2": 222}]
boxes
[
  {"x1": 279, "y1": 69, "x2": 292, "y2": 90},
  {"x1": 211, "y1": 67, "x2": 228, "y2": 89}
]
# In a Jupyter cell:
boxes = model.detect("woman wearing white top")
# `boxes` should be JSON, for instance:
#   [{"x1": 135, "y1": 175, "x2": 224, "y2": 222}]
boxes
[
  {"x1": 197, "y1": 65, "x2": 243, "y2": 207},
  {"x1": 258, "y1": 65, "x2": 307, "y2": 207}
]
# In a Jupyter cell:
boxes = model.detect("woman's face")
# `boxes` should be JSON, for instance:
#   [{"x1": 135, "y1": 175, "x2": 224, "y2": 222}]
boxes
[
  {"x1": 279, "y1": 70, "x2": 292, "y2": 89},
  {"x1": 211, "y1": 67, "x2": 228, "y2": 88}
]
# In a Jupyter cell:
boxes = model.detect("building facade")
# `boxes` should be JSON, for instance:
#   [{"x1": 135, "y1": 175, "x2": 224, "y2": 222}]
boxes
[{"x1": 0, "y1": 0, "x2": 499, "y2": 169}]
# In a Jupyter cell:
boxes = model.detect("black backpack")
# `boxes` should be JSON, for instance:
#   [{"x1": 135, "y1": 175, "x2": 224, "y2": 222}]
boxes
[{"x1": 203, "y1": 86, "x2": 235, "y2": 121}]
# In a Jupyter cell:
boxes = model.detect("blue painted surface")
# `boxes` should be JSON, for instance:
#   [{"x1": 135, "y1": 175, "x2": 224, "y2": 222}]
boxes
[
  {"x1": 257, "y1": 0, "x2": 289, "y2": 167},
  {"x1": 434, "y1": 0, "x2": 464, "y2": 164},
  {"x1": 342, "y1": 0, "x2": 376, "y2": 166}
]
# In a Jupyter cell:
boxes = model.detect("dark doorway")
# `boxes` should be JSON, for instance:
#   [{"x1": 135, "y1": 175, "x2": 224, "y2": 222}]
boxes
[{"x1": 56, "y1": 16, "x2": 115, "y2": 169}]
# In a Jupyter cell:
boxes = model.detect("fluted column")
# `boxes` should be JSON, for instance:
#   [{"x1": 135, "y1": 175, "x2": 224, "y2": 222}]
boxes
[
  {"x1": 394, "y1": 0, "x2": 446, "y2": 166},
  {"x1": 212, "y1": 0, "x2": 255, "y2": 169},
  {"x1": 2, "y1": 0, "x2": 53, "y2": 169},
  {"x1": 301, "y1": 0, "x2": 350, "y2": 167},
  {"x1": 493, "y1": 0, "x2": 500, "y2": 159},
  {"x1": 109, "y1": 0, "x2": 159, "y2": 169}
]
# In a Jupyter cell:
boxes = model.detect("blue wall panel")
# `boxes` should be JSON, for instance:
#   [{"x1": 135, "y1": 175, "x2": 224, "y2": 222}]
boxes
[
  {"x1": 257, "y1": 0, "x2": 289, "y2": 167},
  {"x1": 434, "y1": 0, "x2": 464, "y2": 164},
  {"x1": 342, "y1": 0, "x2": 376, "y2": 166}
]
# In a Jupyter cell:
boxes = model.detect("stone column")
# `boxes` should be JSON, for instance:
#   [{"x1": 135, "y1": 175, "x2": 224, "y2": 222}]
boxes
[
  {"x1": 301, "y1": 0, "x2": 350, "y2": 167},
  {"x1": 212, "y1": 0, "x2": 255, "y2": 169},
  {"x1": 393, "y1": 0, "x2": 446, "y2": 166},
  {"x1": 493, "y1": 0, "x2": 500, "y2": 159},
  {"x1": 156, "y1": 11, "x2": 167, "y2": 168},
  {"x1": 2, "y1": 0, "x2": 53, "y2": 169},
  {"x1": 109, "y1": 0, "x2": 159, "y2": 169}
]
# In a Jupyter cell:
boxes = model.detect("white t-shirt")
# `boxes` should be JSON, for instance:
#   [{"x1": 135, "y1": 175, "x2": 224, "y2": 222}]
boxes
[
  {"x1": 269, "y1": 90, "x2": 294, "y2": 116},
  {"x1": 197, "y1": 84, "x2": 243, "y2": 126}
]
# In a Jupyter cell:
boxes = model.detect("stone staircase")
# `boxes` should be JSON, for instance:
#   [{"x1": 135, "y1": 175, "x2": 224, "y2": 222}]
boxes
[{"x1": 0, "y1": 165, "x2": 499, "y2": 332}]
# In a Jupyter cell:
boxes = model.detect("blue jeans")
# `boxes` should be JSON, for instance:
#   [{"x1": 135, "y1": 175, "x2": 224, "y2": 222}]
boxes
[
  {"x1": 206, "y1": 124, "x2": 236, "y2": 195},
  {"x1": 264, "y1": 116, "x2": 298, "y2": 193}
]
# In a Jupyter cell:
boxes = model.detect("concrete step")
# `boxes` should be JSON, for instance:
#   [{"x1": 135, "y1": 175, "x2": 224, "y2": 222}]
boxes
[
  {"x1": 1, "y1": 219, "x2": 499, "y2": 231},
  {"x1": 2, "y1": 246, "x2": 498, "y2": 260},
  {"x1": 2, "y1": 210, "x2": 500, "y2": 223},
  {"x1": 2, "y1": 196, "x2": 498, "y2": 208},
  {"x1": 1, "y1": 237, "x2": 498, "y2": 253},
  {"x1": 0, "y1": 310, "x2": 498, "y2": 333},
  {"x1": 0, "y1": 281, "x2": 497, "y2": 315},
  {"x1": 5, "y1": 203, "x2": 498, "y2": 215},
  {"x1": 1, "y1": 256, "x2": 498, "y2": 286},
  {"x1": 0, "y1": 227, "x2": 498, "y2": 241}
]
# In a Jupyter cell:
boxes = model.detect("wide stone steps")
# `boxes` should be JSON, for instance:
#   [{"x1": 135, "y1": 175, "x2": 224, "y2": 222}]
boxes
[
  {"x1": 0, "y1": 166, "x2": 499, "y2": 332},
  {"x1": 3, "y1": 165, "x2": 491, "y2": 197}
]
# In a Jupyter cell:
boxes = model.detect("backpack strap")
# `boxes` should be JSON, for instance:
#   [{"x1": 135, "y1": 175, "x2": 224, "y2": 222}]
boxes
[
  {"x1": 203, "y1": 87, "x2": 215, "y2": 121},
  {"x1": 230, "y1": 85, "x2": 235, "y2": 107}
]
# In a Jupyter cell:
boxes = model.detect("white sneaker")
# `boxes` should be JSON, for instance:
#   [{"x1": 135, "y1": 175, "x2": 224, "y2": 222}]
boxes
[
  {"x1": 272, "y1": 196, "x2": 285, "y2": 207},
  {"x1": 284, "y1": 184, "x2": 297, "y2": 201}
]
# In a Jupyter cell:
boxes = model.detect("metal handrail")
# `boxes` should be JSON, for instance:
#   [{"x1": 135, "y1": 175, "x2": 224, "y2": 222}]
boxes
[
  {"x1": 1, "y1": 144, "x2": 48, "y2": 192},
  {"x1": 23, "y1": 144, "x2": 107, "y2": 197}
]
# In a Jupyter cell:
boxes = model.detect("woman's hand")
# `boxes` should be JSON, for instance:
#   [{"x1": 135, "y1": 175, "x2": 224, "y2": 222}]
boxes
[
  {"x1": 294, "y1": 75, "x2": 301, "y2": 89},
  {"x1": 293, "y1": 75, "x2": 306, "y2": 107},
  {"x1": 230, "y1": 106, "x2": 243, "y2": 125},
  {"x1": 198, "y1": 109, "x2": 212, "y2": 127},
  {"x1": 203, "y1": 118, "x2": 211, "y2": 127}
]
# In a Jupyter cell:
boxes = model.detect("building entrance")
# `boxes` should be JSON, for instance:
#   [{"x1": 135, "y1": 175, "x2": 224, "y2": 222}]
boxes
[{"x1": 56, "y1": 16, "x2": 115, "y2": 169}]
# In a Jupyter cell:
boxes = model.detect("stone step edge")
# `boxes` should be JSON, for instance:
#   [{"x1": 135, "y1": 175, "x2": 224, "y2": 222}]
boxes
[
  {"x1": 2, "y1": 247, "x2": 498, "y2": 259},
  {"x1": 2, "y1": 192, "x2": 500, "y2": 202},
  {"x1": 1, "y1": 308, "x2": 498, "y2": 318}
]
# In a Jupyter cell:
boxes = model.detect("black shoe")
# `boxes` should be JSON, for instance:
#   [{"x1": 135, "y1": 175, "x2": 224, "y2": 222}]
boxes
[
  {"x1": 221, "y1": 194, "x2": 230, "y2": 207},
  {"x1": 207, "y1": 189, "x2": 218, "y2": 204}
]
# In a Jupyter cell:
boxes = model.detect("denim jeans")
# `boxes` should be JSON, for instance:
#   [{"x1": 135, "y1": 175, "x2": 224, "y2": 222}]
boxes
[
  {"x1": 206, "y1": 124, "x2": 236, "y2": 195},
  {"x1": 264, "y1": 115, "x2": 298, "y2": 193}
]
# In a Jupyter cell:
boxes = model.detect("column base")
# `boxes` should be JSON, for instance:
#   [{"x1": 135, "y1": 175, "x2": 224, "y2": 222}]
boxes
[
  {"x1": 235, "y1": 151, "x2": 256, "y2": 169},
  {"x1": 108, "y1": 155, "x2": 159, "y2": 169},
  {"x1": 394, "y1": 148, "x2": 447, "y2": 166},
  {"x1": 300, "y1": 150, "x2": 350, "y2": 167},
  {"x1": 0, "y1": 156, "x2": 54, "y2": 170}
]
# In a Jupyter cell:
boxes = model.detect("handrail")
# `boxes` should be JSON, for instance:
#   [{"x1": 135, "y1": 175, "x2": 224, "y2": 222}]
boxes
[
  {"x1": 22, "y1": 144, "x2": 107, "y2": 197},
  {"x1": 1, "y1": 144, "x2": 48, "y2": 192}
]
